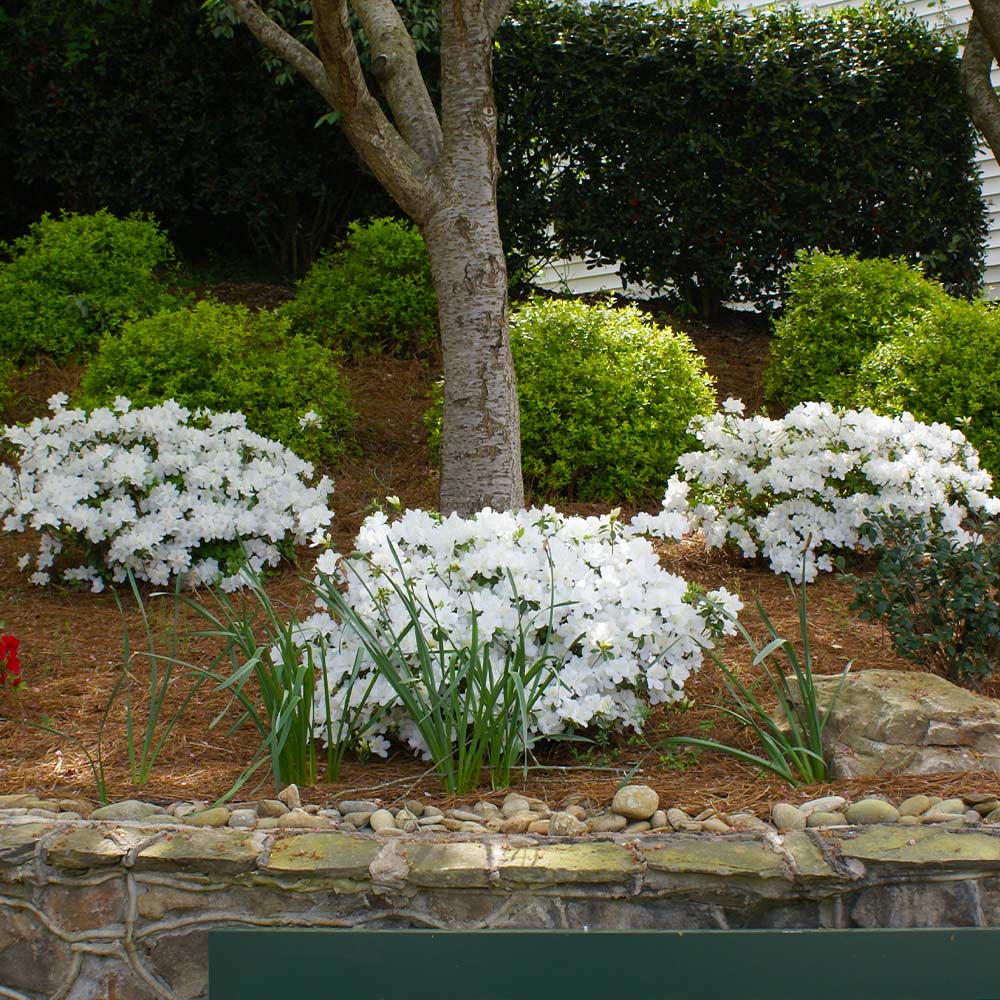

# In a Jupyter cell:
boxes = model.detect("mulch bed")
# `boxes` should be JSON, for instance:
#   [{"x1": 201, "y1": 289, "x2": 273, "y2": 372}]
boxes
[{"x1": 1, "y1": 294, "x2": 995, "y2": 815}]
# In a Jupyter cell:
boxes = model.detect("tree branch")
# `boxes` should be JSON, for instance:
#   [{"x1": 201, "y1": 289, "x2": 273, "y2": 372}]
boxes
[
  {"x1": 483, "y1": 0, "x2": 513, "y2": 39},
  {"x1": 971, "y1": 0, "x2": 1000, "y2": 63},
  {"x1": 354, "y1": 0, "x2": 443, "y2": 165},
  {"x1": 227, "y1": 0, "x2": 335, "y2": 105},
  {"x1": 962, "y1": 15, "x2": 1000, "y2": 162}
]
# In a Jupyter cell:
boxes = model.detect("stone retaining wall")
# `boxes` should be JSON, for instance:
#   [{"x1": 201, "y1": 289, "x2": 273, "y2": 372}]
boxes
[{"x1": 4, "y1": 818, "x2": 1000, "y2": 999}]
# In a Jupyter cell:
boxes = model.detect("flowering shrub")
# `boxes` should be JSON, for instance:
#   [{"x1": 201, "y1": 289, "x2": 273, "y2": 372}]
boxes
[
  {"x1": 639, "y1": 400, "x2": 1000, "y2": 581},
  {"x1": 0, "y1": 633, "x2": 21, "y2": 688},
  {"x1": 0, "y1": 396, "x2": 333, "y2": 591},
  {"x1": 298, "y1": 506, "x2": 741, "y2": 758}
]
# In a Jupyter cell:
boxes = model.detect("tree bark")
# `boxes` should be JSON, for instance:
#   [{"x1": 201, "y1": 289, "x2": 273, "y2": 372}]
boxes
[
  {"x1": 962, "y1": 14, "x2": 1000, "y2": 163},
  {"x1": 226, "y1": 0, "x2": 524, "y2": 516}
]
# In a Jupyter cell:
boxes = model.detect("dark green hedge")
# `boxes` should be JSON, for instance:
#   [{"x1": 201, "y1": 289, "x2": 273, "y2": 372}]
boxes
[
  {"x1": 0, "y1": 0, "x2": 392, "y2": 269},
  {"x1": 495, "y1": 1, "x2": 987, "y2": 311},
  {"x1": 0, "y1": 0, "x2": 986, "y2": 299}
]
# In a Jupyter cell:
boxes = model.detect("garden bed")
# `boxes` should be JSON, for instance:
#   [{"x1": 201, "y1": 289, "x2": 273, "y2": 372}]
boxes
[{"x1": 0, "y1": 294, "x2": 996, "y2": 822}]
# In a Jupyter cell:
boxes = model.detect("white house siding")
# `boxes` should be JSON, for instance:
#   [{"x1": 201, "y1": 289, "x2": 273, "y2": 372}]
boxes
[{"x1": 533, "y1": 0, "x2": 1000, "y2": 297}]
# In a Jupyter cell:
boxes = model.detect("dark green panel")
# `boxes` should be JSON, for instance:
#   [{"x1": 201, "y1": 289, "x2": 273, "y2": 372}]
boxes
[{"x1": 208, "y1": 928, "x2": 1000, "y2": 999}]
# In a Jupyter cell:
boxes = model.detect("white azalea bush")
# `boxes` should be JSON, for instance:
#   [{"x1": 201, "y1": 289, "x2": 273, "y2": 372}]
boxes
[
  {"x1": 0, "y1": 396, "x2": 333, "y2": 591},
  {"x1": 638, "y1": 399, "x2": 1000, "y2": 581},
  {"x1": 299, "y1": 506, "x2": 741, "y2": 759}
]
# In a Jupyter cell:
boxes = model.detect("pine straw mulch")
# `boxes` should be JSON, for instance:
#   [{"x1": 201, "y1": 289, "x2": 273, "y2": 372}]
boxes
[{"x1": 0, "y1": 295, "x2": 997, "y2": 817}]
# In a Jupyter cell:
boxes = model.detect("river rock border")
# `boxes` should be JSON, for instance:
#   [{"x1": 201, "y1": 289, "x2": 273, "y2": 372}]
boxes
[{"x1": 5, "y1": 801, "x2": 1000, "y2": 1000}]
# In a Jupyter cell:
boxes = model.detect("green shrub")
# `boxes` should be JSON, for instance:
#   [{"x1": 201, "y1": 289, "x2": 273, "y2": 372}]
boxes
[
  {"x1": 0, "y1": 356, "x2": 15, "y2": 420},
  {"x1": 430, "y1": 299, "x2": 716, "y2": 502},
  {"x1": 0, "y1": 210, "x2": 179, "y2": 362},
  {"x1": 280, "y1": 217, "x2": 437, "y2": 358},
  {"x1": 764, "y1": 251, "x2": 949, "y2": 410},
  {"x1": 850, "y1": 508, "x2": 1000, "y2": 687},
  {"x1": 853, "y1": 296, "x2": 1000, "y2": 476},
  {"x1": 78, "y1": 300, "x2": 356, "y2": 466}
]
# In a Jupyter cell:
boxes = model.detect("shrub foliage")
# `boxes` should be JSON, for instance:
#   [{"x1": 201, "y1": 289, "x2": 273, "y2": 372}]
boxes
[
  {"x1": 851, "y1": 508, "x2": 1000, "y2": 686},
  {"x1": 854, "y1": 297, "x2": 1000, "y2": 476},
  {"x1": 496, "y1": 1, "x2": 986, "y2": 311},
  {"x1": 79, "y1": 300, "x2": 356, "y2": 465},
  {"x1": 764, "y1": 251, "x2": 949, "y2": 410},
  {"x1": 0, "y1": 210, "x2": 178, "y2": 362},
  {"x1": 280, "y1": 218, "x2": 438, "y2": 358}
]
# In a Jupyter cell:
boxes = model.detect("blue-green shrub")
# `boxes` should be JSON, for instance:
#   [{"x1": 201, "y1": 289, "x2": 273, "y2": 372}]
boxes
[
  {"x1": 0, "y1": 210, "x2": 178, "y2": 361},
  {"x1": 78, "y1": 300, "x2": 355, "y2": 465},
  {"x1": 764, "y1": 251, "x2": 949, "y2": 410},
  {"x1": 280, "y1": 218, "x2": 437, "y2": 358}
]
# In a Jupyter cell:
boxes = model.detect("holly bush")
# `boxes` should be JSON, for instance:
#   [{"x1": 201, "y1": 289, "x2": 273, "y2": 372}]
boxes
[{"x1": 496, "y1": 1, "x2": 985, "y2": 313}]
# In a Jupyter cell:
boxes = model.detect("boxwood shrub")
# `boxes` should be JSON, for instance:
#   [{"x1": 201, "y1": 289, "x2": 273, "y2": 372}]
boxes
[
  {"x1": 429, "y1": 298, "x2": 716, "y2": 502},
  {"x1": 78, "y1": 300, "x2": 356, "y2": 466},
  {"x1": 280, "y1": 217, "x2": 437, "y2": 358},
  {"x1": 854, "y1": 296, "x2": 1000, "y2": 475},
  {"x1": 0, "y1": 210, "x2": 179, "y2": 362},
  {"x1": 764, "y1": 251, "x2": 950, "y2": 410}
]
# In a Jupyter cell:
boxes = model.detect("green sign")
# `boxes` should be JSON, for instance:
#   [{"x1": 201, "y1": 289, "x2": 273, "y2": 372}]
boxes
[{"x1": 209, "y1": 928, "x2": 1000, "y2": 999}]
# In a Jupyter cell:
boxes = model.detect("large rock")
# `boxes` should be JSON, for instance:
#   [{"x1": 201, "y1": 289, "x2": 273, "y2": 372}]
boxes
[{"x1": 807, "y1": 669, "x2": 1000, "y2": 777}]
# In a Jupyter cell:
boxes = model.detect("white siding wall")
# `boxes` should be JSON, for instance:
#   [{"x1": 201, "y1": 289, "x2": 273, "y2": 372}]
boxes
[{"x1": 534, "y1": 0, "x2": 1000, "y2": 297}]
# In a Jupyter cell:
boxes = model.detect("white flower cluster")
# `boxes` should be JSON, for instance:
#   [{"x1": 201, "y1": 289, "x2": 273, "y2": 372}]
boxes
[
  {"x1": 645, "y1": 399, "x2": 1000, "y2": 581},
  {"x1": 299, "y1": 506, "x2": 741, "y2": 756},
  {"x1": 0, "y1": 395, "x2": 333, "y2": 591}
]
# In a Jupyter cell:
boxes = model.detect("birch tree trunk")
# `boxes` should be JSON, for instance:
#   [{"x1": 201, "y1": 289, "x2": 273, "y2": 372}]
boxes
[{"x1": 224, "y1": 0, "x2": 524, "y2": 515}]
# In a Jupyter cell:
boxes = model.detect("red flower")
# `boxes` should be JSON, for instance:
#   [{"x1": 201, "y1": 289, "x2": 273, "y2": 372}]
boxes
[{"x1": 0, "y1": 634, "x2": 21, "y2": 688}]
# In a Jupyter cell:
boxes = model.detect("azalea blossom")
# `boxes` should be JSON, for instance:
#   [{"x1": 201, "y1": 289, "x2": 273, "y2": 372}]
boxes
[
  {"x1": 639, "y1": 401, "x2": 999, "y2": 581},
  {"x1": 296, "y1": 506, "x2": 741, "y2": 756},
  {"x1": 0, "y1": 399, "x2": 333, "y2": 591}
]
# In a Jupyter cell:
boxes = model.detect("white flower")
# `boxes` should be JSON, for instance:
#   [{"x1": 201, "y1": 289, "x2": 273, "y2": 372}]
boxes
[
  {"x1": 303, "y1": 506, "x2": 740, "y2": 757},
  {"x1": 722, "y1": 397, "x2": 746, "y2": 415},
  {"x1": 0, "y1": 398, "x2": 334, "y2": 590},
  {"x1": 654, "y1": 402, "x2": 997, "y2": 581},
  {"x1": 298, "y1": 409, "x2": 322, "y2": 430},
  {"x1": 47, "y1": 392, "x2": 69, "y2": 411}
]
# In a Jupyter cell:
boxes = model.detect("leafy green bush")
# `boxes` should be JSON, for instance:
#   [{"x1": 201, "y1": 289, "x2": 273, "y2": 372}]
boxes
[
  {"x1": 0, "y1": 356, "x2": 15, "y2": 420},
  {"x1": 78, "y1": 300, "x2": 355, "y2": 465},
  {"x1": 764, "y1": 251, "x2": 949, "y2": 410},
  {"x1": 850, "y1": 508, "x2": 1000, "y2": 686},
  {"x1": 280, "y1": 218, "x2": 437, "y2": 358},
  {"x1": 429, "y1": 299, "x2": 715, "y2": 502},
  {"x1": 498, "y1": 1, "x2": 986, "y2": 313},
  {"x1": 0, "y1": 210, "x2": 178, "y2": 361},
  {"x1": 854, "y1": 296, "x2": 1000, "y2": 476}
]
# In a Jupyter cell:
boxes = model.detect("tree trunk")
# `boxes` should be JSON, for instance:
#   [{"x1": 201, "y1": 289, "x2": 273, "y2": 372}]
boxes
[
  {"x1": 224, "y1": 0, "x2": 524, "y2": 515},
  {"x1": 963, "y1": 14, "x2": 1000, "y2": 164},
  {"x1": 426, "y1": 0, "x2": 523, "y2": 516},
  {"x1": 424, "y1": 208, "x2": 523, "y2": 516}
]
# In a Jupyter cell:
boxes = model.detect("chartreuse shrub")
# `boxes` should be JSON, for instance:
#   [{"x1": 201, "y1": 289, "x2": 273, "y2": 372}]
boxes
[
  {"x1": 764, "y1": 251, "x2": 949, "y2": 410},
  {"x1": 853, "y1": 297, "x2": 1000, "y2": 476},
  {"x1": 0, "y1": 356, "x2": 15, "y2": 420},
  {"x1": 78, "y1": 300, "x2": 356, "y2": 466},
  {"x1": 0, "y1": 210, "x2": 179, "y2": 361},
  {"x1": 850, "y1": 508, "x2": 1000, "y2": 686},
  {"x1": 511, "y1": 299, "x2": 715, "y2": 501},
  {"x1": 280, "y1": 218, "x2": 437, "y2": 358}
]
